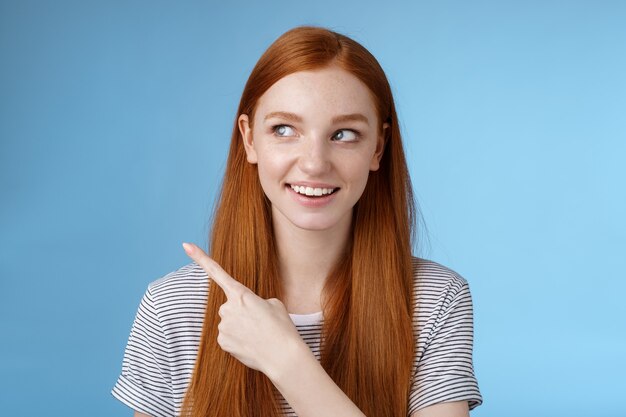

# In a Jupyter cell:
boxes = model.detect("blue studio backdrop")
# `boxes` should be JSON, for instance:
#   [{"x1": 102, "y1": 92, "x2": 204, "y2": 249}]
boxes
[{"x1": 1, "y1": 1, "x2": 624, "y2": 416}]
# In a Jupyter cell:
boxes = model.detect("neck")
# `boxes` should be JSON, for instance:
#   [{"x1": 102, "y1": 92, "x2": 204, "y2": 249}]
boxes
[{"x1": 272, "y1": 210, "x2": 352, "y2": 313}]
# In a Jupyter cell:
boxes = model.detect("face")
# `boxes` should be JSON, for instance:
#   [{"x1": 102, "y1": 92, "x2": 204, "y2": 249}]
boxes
[{"x1": 238, "y1": 65, "x2": 388, "y2": 233}]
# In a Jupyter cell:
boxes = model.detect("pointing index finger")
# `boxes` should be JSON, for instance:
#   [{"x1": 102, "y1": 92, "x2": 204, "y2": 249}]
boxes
[{"x1": 182, "y1": 242, "x2": 245, "y2": 299}]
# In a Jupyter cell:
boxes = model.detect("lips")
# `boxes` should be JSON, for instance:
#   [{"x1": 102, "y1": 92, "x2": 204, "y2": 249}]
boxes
[{"x1": 285, "y1": 183, "x2": 340, "y2": 207}]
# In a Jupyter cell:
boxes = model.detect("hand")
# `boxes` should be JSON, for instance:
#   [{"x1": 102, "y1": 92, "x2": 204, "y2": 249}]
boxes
[{"x1": 182, "y1": 242, "x2": 306, "y2": 378}]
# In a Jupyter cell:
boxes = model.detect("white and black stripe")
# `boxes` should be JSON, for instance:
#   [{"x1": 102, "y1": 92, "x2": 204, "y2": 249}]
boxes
[{"x1": 111, "y1": 258, "x2": 482, "y2": 416}]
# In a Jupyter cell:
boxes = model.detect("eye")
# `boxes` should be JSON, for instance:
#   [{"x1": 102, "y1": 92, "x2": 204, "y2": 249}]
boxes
[
  {"x1": 331, "y1": 129, "x2": 360, "y2": 142},
  {"x1": 272, "y1": 124, "x2": 296, "y2": 137}
]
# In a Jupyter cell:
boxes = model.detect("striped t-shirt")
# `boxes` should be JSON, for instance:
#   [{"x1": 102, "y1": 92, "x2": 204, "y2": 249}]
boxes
[{"x1": 111, "y1": 258, "x2": 483, "y2": 416}]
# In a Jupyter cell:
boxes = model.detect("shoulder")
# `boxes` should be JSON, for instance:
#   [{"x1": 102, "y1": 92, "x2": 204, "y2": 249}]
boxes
[
  {"x1": 411, "y1": 256, "x2": 469, "y2": 293},
  {"x1": 409, "y1": 257, "x2": 475, "y2": 343},
  {"x1": 147, "y1": 261, "x2": 209, "y2": 300},
  {"x1": 113, "y1": 263, "x2": 209, "y2": 411},
  {"x1": 407, "y1": 258, "x2": 482, "y2": 412},
  {"x1": 142, "y1": 262, "x2": 209, "y2": 330}
]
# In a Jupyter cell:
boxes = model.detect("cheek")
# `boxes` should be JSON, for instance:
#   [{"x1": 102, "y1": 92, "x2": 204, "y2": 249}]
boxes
[
  {"x1": 256, "y1": 162, "x2": 276, "y2": 193},
  {"x1": 338, "y1": 159, "x2": 373, "y2": 201},
  {"x1": 255, "y1": 151, "x2": 288, "y2": 192},
  {"x1": 341, "y1": 152, "x2": 375, "y2": 180}
]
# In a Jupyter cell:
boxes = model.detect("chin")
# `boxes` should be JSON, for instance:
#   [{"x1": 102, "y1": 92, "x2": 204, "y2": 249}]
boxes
[
  {"x1": 271, "y1": 205, "x2": 353, "y2": 233},
  {"x1": 288, "y1": 210, "x2": 353, "y2": 233},
  {"x1": 291, "y1": 218, "x2": 339, "y2": 232}
]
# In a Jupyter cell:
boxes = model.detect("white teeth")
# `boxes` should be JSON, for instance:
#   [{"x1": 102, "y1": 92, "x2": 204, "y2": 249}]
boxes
[{"x1": 290, "y1": 184, "x2": 336, "y2": 196}]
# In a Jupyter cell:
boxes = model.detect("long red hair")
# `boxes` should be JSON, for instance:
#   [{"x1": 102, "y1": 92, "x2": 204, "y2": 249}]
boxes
[{"x1": 180, "y1": 26, "x2": 417, "y2": 417}]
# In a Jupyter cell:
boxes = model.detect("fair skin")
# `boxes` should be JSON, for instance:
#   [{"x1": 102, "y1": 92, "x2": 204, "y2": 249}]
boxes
[
  {"x1": 133, "y1": 66, "x2": 469, "y2": 417},
  {"x1": 240, "y1": 66, "x2": 386, "y2": 313}
]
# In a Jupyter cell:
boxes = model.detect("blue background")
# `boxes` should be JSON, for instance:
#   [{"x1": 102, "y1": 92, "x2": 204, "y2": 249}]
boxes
[{"x1": 1, "y1": 1, "x2": 624, "y2": 416}]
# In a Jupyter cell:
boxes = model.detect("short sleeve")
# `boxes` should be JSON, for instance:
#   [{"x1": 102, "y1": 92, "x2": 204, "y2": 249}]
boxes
[
  {"x1": 408, "y1": 279, "x2": 483, "y2": 414},
  {"x1": 111, "y1": 287, "x2": 176, "y2": 417}
]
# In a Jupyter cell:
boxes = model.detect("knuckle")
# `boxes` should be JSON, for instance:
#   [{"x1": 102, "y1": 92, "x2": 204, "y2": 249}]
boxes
[
  {"x1": 268, "y1": 298, "x2": 286, "y2": 310},
  {"x1": 233, "y1": 288, "x2": 248, "y2": 304}
]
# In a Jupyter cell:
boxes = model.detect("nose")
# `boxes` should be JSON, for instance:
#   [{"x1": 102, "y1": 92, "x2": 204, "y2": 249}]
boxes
[{"x1": 297, "y1": 136, "x2": 331, "y2": 176}]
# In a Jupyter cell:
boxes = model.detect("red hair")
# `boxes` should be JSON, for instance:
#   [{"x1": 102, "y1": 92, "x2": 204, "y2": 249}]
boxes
[{"x1": 181, "y1": 26, "x2": 416, "y2": 417}]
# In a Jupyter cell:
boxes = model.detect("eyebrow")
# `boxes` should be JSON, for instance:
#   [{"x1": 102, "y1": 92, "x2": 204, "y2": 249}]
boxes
[{"x1": 263, "y1": 111, "x2": 370, "y2": 126}]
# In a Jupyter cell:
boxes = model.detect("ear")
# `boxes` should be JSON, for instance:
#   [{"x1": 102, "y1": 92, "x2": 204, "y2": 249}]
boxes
[
  {"x1": 369, "y1": 122, "x2": 389, "y2": 171},
  {"x1": 238, "y1": 113, "x2": 257, "y2": 164}
]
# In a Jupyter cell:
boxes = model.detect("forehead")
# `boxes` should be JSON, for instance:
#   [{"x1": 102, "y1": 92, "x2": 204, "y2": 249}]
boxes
[{"x1": 255, "y1": 66, "x2": 378, "y2": 122}]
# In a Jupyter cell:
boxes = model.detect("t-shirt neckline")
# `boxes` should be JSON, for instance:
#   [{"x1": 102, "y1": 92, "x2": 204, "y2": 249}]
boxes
[{"x1": 288, "y1": 311, "x2": 323, "y2": 326}]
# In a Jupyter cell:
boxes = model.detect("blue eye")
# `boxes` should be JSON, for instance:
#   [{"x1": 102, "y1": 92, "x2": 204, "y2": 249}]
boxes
[
  {"x1": 272, "y1": 125, "x2": 296, "y2": 137},
  {"x1": 332, "y1": 129, "x2": 359, "y2": 142}
]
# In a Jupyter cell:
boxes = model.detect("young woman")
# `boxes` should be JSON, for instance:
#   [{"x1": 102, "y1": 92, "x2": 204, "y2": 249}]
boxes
[{"x1": 112, "y1": 26, "x2": 482, "y2": 417}]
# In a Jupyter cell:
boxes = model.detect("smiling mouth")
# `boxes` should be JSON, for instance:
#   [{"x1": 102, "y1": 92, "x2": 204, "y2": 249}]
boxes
[{"x1": 288, "y1": 184, "x2": 339, "y2": 197}]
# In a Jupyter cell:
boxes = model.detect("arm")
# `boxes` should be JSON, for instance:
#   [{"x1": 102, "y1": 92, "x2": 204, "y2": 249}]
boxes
[
  {"x1": 411, "y1": 401, "x2": 469, "y2": 417},
  {"x1": 270, "y1": 341, "x2": 469, "y2": 417},
  {"x1": 183, "y1": 243, "x2": 365, "y2": 417},
  {"x1": 181, "y1": 244, "x2": 479, "y2": 416},
  {"x1": 268, "y1": 340, "x2": 366, "y2": 417},
  {"x1": 131, "y1": 384, "x2": 468, "y2": 417},
  {"x1": 131, "y1": 401, "x2": 468, "y2": 417}
]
